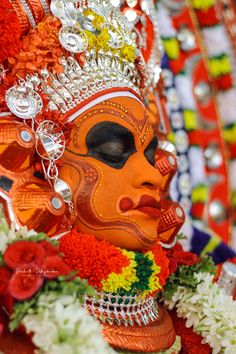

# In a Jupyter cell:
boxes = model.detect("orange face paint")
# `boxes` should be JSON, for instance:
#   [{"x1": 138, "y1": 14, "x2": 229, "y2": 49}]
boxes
[{"x1": 60, "y1": 95, "x2": 163, "y2": 250}]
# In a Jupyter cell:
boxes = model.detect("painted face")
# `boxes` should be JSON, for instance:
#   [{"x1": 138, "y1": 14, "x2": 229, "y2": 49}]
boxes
[{"x1": 60, "y1": 94, "x2": 163, "y2": 250}]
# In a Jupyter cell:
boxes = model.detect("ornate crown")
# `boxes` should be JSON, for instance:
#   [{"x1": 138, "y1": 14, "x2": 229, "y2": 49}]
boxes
[{"x1": 5, "y1": 0, "x2": 147, "y2": 121}]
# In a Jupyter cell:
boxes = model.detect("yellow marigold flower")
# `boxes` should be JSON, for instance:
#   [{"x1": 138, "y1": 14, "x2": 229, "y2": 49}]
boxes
[
  {"x1": 82, "y1": 9, "x2": 105, "y2": 28},
  {"x1": 162, "y1": 38, "x2": 180, "y2": 60},
  {"x1": 208, "y1": 56, "x2": 231, "y2": 78},
  {"x1": 85, "y1": 30, "x2": 96, "y2": 48},
  {"x1": 142, "y1": 252, "x2": 161, "y2": 298},
  {"x1": 183, "y1": 109, "x2": 198, "y2": 131},
  {"x1": 191, "y1": 185, "x2": 208, "y2": 203},
  {"x1": 96, "y1": 28, "x2": 110, "y2": 49},
  {"x1": 101, "y1": 250, "x2": 138, "y2": 293},
  {"x1": 191, "y1": 0, "x2": 215, "y2": 10},
  {"x1": 120, "y1": 45, "x2": 135, "y2": 62}
]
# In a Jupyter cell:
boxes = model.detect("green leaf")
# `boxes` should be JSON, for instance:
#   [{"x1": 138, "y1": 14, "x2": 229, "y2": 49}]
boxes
[{"x1": 162, "y1": 256, "x2": 216, "y2": 299}]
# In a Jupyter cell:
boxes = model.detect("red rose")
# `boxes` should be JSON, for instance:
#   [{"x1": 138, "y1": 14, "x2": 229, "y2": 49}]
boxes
[
  {"x1": 173, "y1": 242, "x2": 183, "y2": 252},
  {"x1": 167, "y1": 242, "x2": 183, "y2": 257},
  {"x1": 4, "y1": 241, "x2": 45, "y2": 269},
  {"x1": 172, "y1": 251, "x2": 199, "y2": 266},
  {"x1": 9, "y1": 272, "x2": 43, "y2": 300},
  {"x1": 38, "y1": 240, "x2": 59, "y2": 256},
  {"x1": 41, "y1": 256, "x2": 71, "y2": 279},
  {"x1": 168, "y1": 258, "x2": 178, "y2": 274},
  {"x1": 0, "y1": 268, "x2": 10, "y2": 295}
]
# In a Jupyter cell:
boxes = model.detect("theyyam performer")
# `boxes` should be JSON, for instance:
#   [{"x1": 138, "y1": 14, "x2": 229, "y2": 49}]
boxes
[{"x1": 0, "y1": 0, "x2": 235, "y2": 353}]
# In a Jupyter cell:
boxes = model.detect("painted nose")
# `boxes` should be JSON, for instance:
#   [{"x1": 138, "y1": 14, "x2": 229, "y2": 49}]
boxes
[{"x1": 130, "y1": 154, "x2": 163, "y2": 190}]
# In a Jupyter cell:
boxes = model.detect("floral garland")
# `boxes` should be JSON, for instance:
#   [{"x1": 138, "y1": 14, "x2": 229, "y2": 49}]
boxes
[
  {"x1": 162, "y1": 243, "x2": 236, "y2": 353},
  {"x1": 163, "y1": 272, "x2": 236, "y2": 354},
  {"x1": 1, "y1": 203, "x2": 236, "y2": 354},
  {"x1": 0, "y1": 210, "x2": 114, "y2": 354},
  {"x1": 59, "y1": 229, "x2": 170, "y2": 298},
  {"x1": 22, "y1": 292, "x2": 115, "y2": 354}
]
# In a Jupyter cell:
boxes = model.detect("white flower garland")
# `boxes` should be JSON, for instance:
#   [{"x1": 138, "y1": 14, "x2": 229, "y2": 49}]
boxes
[
  {"x1": 163, "y1": 272, "x2": 236, "y2": 354},
  {"x1": 22, "y1": 293, "x2": 115, "y2": 354}
]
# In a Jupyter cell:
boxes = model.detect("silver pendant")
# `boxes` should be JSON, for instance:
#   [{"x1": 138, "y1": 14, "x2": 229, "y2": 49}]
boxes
[
  {"x1": 36, "y1": 120, "x2": 65, "y2": 161},
  {"x1": 54, "y1": 178, "x2": 72, "y2": 202},
  {"x1": 59, "y1": 26, "x2": 88, "y2": 53},
  {"x1": 6, "y1": 84, "x2": 42, "y2": 119}
]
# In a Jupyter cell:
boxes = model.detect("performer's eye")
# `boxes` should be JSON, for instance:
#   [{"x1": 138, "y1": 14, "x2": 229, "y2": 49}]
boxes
[
  {"x1": 144, "y1": 136, "x2": 158, "y2": 166},
  {"x1": 86, "y1": 122, "x2": 136, "y2": 168},
  {"x1": 92, "y1": 140, "x2": 127, "y2": 163}
]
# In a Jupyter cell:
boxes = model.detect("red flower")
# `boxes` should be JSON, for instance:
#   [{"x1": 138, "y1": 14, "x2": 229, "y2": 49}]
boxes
[
  {"x1": 167, "y1": 242, "x2": 183, "y2": 256},
  {"x1": 172, "y1": 251, "x2": 199, "y2": 266},
  {"x1": 168, "y1": 258, "x2": 178, "y2": 274},
  {"x1": 4, "y1": 241, "x2": 45, "y2": 270},
  {"x1": 9, "y1": 273, "x2": 43, "y2": 300},
  {"x1": 38, "y1": 240, "x2": 59, "y2": 257},
  {"x1": 0, "y1": 268, "x2": 10, "y2": 295},
  {"x1": 41, "y1": 256, "x2": 72, "y2": 279},
  {"x1": 170, "y1": 310, "x2": 212, "y2": 354}
]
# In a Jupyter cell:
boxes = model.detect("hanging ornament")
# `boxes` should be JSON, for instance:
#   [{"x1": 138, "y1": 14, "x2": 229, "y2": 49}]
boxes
[
  {"x1": 6, "y1": 81, "x2": 43, "y2": 119},
  {"x1": 35, "y1": 121, "x2": 65, "y2": 161}
]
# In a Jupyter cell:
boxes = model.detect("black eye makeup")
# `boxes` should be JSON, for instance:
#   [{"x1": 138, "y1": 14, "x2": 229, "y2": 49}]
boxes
[
  {"x1": 86, "y1": 121, "x2": 136, "y2": 169},
  {"x1": 144, "y1": 136, "x2": 158, "y2": 166},
  {"x1": 68, "y1": 121, "x2": 159, "y2": 169}
]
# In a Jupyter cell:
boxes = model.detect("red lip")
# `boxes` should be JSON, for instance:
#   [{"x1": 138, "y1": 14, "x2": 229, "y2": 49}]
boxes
[
  {"x1": 136, "y1": 195, "x2": 161, "y2": 218},
  {"x1": 119, "y1": 195, "x2": 161, "y2": 218}
]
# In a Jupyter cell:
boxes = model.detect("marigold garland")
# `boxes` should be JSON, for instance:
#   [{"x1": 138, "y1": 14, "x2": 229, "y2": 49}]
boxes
[{"x1": 59, "y1": 229, "x2": 170, "y2": 297}]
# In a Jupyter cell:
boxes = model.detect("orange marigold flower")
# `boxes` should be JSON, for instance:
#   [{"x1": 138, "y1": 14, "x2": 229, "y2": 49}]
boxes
[
  {"x1": 8, "y1": 16, "x2": 66, "y2": 77},
  {"x1": 59, "y1": 229, "x2": 130, "y2": 289}
]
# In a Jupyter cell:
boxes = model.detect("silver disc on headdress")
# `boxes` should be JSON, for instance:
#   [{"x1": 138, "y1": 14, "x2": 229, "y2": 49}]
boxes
[
  {"x1": 59, "y1": 26, "x2": 88, "y2": 53},
  {"x1": 6, "y1": 84, "x2": 43, "y2": 119},
  {"x1": 102, "y1": 23, "x2": 124, "y2": 48}
]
